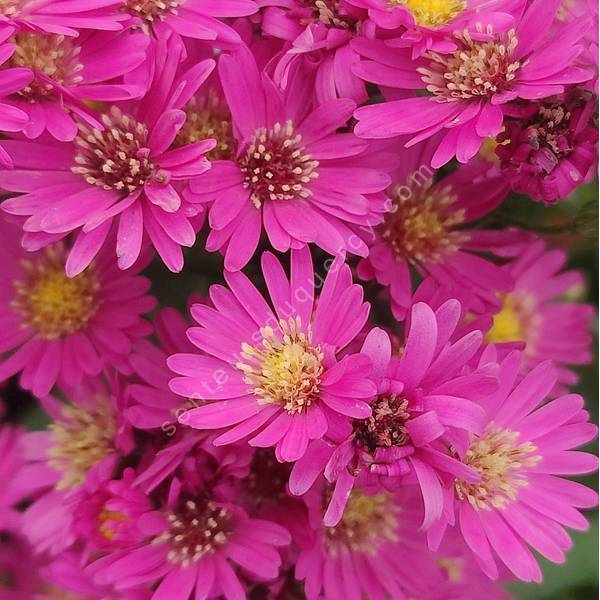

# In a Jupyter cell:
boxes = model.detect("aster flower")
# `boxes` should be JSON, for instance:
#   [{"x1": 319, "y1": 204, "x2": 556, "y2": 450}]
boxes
[
  {"x1": 447, "y1": 350, "x2": 598, "y2": 582},
  {"x1": 484, "y1": 239, "x2": 593, "y2": 393},
  {"x1": 0, "y1": 218, "x2": 155, "y2": 397},
  {"x1": 122, "y1": 0, "x2": 257, "y2": 45},
  {"x1": 353, "y1": 0, "x2": 593, "y2": 166},
  {"x1": 296, "y1": 484, "x2": 448, "y2": 599},
  {"x1": 88, "y1": 472, "x2": 291, "y2": 599},
  {"x1": 348, "y1": 0, "x2": 524, "y2": 57},
  {"x1": 496, "y1": 90, "x2": 598, "y2": 202},
  {"x1": 260, "y1": 0, "x2": 370, "y2": 104},
  {"x1": 170, "y1": 248, "x2": 377, "y2": 462},
  {"x1": 0, "y1": 26, "x2": 32, "y2": 167},
  {"x1": 291, "y1": 304, "x2": 497, "y2": 531},
  {"x1": 3, "y1": 27, "x2": 149, "y2": 142},
  {"x1": 187, "y1": 45, "x2": 392, "y2": 270},
  {"x1": 0, "y1": 0, "x2": 127, "y2": 35},
  {"x1": 356, "y1": 141, "x2": 521, "y2": 320},
  {"x1": 0, "y1": 34, "x2": 216, "y2": 274}
]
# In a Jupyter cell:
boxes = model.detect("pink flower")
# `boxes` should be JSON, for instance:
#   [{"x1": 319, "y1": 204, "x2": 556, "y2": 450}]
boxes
[
  {"x1": 356, "y1": 143, "x2": 521, "y2": 320},
  {"x1": 484, "y1": 239, "x2": 594, "y2": 393},
  {"x1": 88, "y1": 475, "x2": 291, "y2": 599},
  {"x1": 0, "y1": 0, "x2": 127, "y2": 35},
  {"x1": 170, "y1": 248, "x2": 377, "y2": 462},
  {"x1": 446, "y1": 350, "x2": 598, "y2": 582},
  {"x1": 0, "y1": 217, "x2": 155, "y2": 397},
  {"x1": 496, "y1": 90, "x2": 598, "y2": 202},
  {"x1": 259, "y1": 0, "x2": 370, "y2": 104},
  {"x1": 0, "y1": 34, "x2": 216, "y2": 274},
  {"x1": 290, "y1": 303, "x2": 497, "y2": 531},
  {"x1": 296, "y1": 484, "x2": 449, "y2": 600},
  {"x1": 349, "y1": 0, "x2": 524, "y2": 57},
  {"x1": 122, "y1": 0, "x2": 257, "y2": 45},
  {"x1": 186, "y1": 45, "x2": 392, "y2": 270},
  {"x1": 0, "y1": 26, "x2": 32, "y2": 167},
  {"x1": 353, "y1": 0, "x2": 593, "y2": 166},
  {"x1": 3, "y1": 27, "x2": 149, "y2": 142}
]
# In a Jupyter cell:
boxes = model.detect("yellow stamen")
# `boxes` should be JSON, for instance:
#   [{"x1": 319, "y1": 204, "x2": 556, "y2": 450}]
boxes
[{"x1": 388, "y1": 0, "x2": 466, "y2": 28}]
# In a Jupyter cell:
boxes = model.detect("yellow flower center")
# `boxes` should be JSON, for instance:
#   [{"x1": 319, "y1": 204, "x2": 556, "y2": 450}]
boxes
[
  {"x1": 124, "y1": 0, "x2": 181, "y2": 22},
  {"x1": 437, "y1": 557, "x2": 464, "y2": 582},
  {"x1": 98, "y1": 509, "x2": 127, "y2": 541},
  {"x1": 12, "y1": 247, "x2": 99, "y2": 340},
  {"x1": 381, "y1": 180, "x2": 467, "y2": 263},
  {"x1": 485, "y1": 293, "x2": 540, "y2": 351},
  {"x1": 174, "y1": 90, "x2": 235, "y2": 161},
  {"x1": 388, "y1": 0, "x2": 466, "y2": 28},
  {"x1": 454, "y1": 425, "x2": 540, "y2": 511},
  {"x1": 237, "y1": 317, "x2": 324, "y2": 414},
  {"x1": 325, "y1": 490, "x2": 399, "y2": 554},
  {"x1": 48, "y1": 400, "x2": 117, "y2": 490}
]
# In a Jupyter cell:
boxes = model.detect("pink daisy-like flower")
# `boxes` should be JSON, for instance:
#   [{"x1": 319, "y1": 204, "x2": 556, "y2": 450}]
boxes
[
  {"x1": 0, "y1": 217, "x2": 155, "y2": 397},
  {"x1": 484, "y1": 238, "x2": 593, "y2": 393},
  {"x1": 187, "y1": 45, "x2": 392, "y2": 270},
  {"x1": 122, "y1": 0, "x2": 257, "y2": 45},
  {"x1": 496, "y1": 90, "x2": 598, "y2": 202},
  {"x1": 353, "y1": 0, "x2": 593, "y2": 166},
  {"x1": 447, "y1": 350, "x2": 598, "y2": 582},
  {"x1": 2, "y1": 27, "x2": 149, "y2": 142},
  {"x1": 296, "y1": 483, "x2": 448, "y2": 600},
  {"x1": 170, "y1": 248, "x2": 377, "y2": 462},
  {"x1": 0, "y1": 0, "x2": 127, "y2": 35},
  {"x1": 88, "y1": 474, "x2": 291, "y2": 600},
  {"x1": 0, "y1": 26, "x2": 32, "y2": 167},
  {"x1": 291, "y1": 303, "x2": 496, "y2": 531},
  {"x1": 356, "y1": 141, "x2": 521, "y2": 320},
  {"x1": 0, "y1": 34, "x2": 216, "y2": 274},
  {"x1": 259, "y1": 0, "x2": 370, "y2": 104},
  {"x1": 348, "y1": 0, "x2": 524, "y2": 57}
]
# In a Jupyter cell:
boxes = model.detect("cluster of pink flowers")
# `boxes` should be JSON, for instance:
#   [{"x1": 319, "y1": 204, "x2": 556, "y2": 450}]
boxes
[{"x1": 0, "y1": 1, "x2": 597, "y2": 599}]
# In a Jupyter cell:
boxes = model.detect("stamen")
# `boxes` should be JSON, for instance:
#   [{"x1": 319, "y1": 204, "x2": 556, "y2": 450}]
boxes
[
  {"x1": 305, "y1": 1, "x2": 358, "y2": 30},
  {"x1": 239, "y1": 120, "x2": 319, "y2": 208},
  {"x1": 123, "y1": 0, "x2": 181, "y2": 23},
  {"x1": 485, "y1": 294, "x2": 539, "y2": 346},
  {"x1": 388, "y1": 0, "x2": 466, "y2": 28},
  {"x1": 381, "y1": 180, "x2": 467, "y2": 263},
  {"x1": 174, "y1": 90, "x2": 234, "y2": 161},
  {"x1": 454, "y1": 425, "x2": 541, "y2": 510},
  {"x1": 156, "y1": 497, "x2": 232, "y2": 566},
  {"x1": 72, "y1": 106, "x2": 156, "y2": 193},
  {"x1": 48, "y1": 399, "x2": 117, "y2": 490},
  {"x1": 236, "y1": 317, "x2": 324, "y2": 414},
  {"x1": 324, "y1": 489, "x2": 399, "y2": 555},
  {"x1": 418, "y1": 29, "x2": 521, "y2": 101},
  {"x1": 8, "y1": 33, "x2": 83, "y2": 101},
  {"x1": 12, "y1": 246, "x2": 99, "y2": 340}
]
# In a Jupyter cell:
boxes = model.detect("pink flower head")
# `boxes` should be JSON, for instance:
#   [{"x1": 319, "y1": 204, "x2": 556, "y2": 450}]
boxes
[
  {"x1": 122, "y1": 0, "x2": 258, "y2": 46},
  {"x1": 88, "y1": 474, "x2": 291, "y2": 599},
  {"x1": 484, "y1": 238, "x2": 594, "y2": 393},
  {"x1": 170, "y1": 248, "x2": 377, "y2": 462},
  {"x1": 349, "y1": 0, "x2": 524, "y2": 57},
  {"x1": 0, "y1": 217, "x2": 155, "y2": 397},
  {"x1": 260, "y1": 0, "x2": 370, "y2": 104},
  {"x1": 3, "y1": 27, "x2": 149, "y2": 142},
  {"x1": 353, "y1": 0, "x2": 593, "y2": 166},
  {"x1": 291, "y1": 302, "x2": 497, "y2": 531},
  {"x1": 187, "y1": 44, "x2": 392, "y2": 270},
  {"x1": 496, "y1": 90, "x2": 598, "y2": 202},
  {"x1": 296, "y1": 483, "x2": 448, "y2": 600},
  {"x1": 0, "y1": 26, "x2": 32, "y2": 167},
  {"x1": 356, "y1": 141, "x2": 521, "y2": 320},
  {"x1": 447, "y1": 350, "x2": 598, "y2": 582},
  {"x1": 0, "y1": 0, "x2": 127, "y2": 36},
  {"x1": 0, "y1": 34, "x2": 216, "y2": 274}
]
